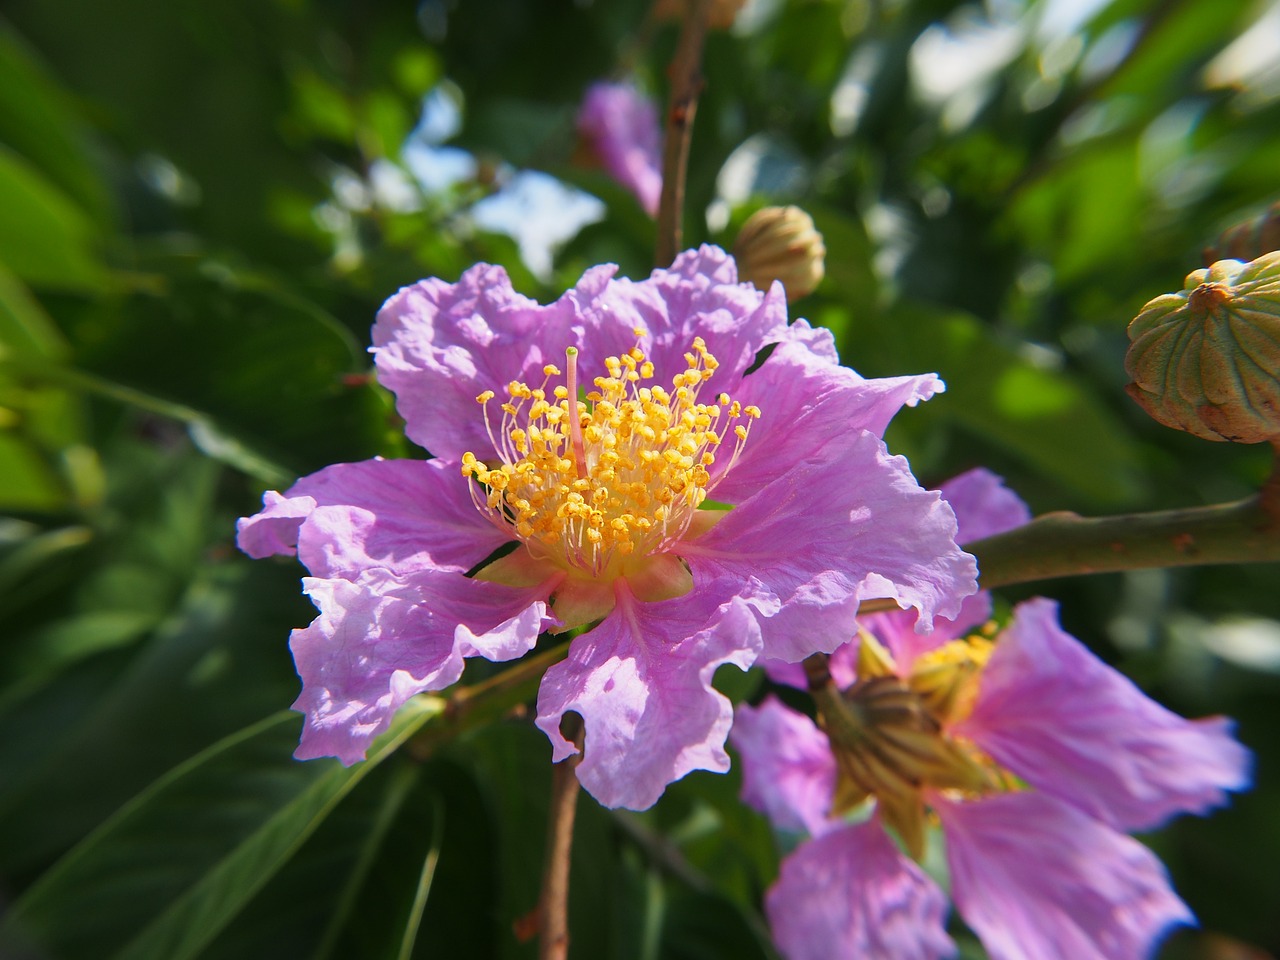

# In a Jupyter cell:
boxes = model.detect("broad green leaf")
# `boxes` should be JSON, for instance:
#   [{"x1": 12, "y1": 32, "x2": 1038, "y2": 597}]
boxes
[
  {"x1": 0, "y1": 145, "x2": 108, "y2": 292},
  {"x1": 0, "y1": 263, "x2": 68, "y2": 359},
  {"x1": 0, "y1": 24, "x2": 111, "y2": 223},
  {"x1": 0, "y1": 429, "x2": 66, "y2": 511},
  {"x1": 1, "y1": 698, "x2": 442, "y2": 960},
  {"x1": 841, "y1": 302, "x2": 1146, "y2": 507}
]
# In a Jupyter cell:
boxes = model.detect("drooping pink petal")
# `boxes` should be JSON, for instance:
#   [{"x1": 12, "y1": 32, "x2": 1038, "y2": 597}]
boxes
[
  {"x1": 371, "y1": 261, "x2": 613, "y2": 459},
  {"x1": 577, "y1": 82, "x2": 663, "y2": 216},
  {"x1": 236, "y1": 489, "x2": 317, "y2": 559},
  {"x1": 957, "y1": 598, "x2": 1251, "y2": 832},
  {"x1": 534, "y1": 581, "x2": 761, "y2": 810},
  {"x1": 937, "y1": 791, "x2": 1193, "y2": 960},
  {"x1": 585, "y1": 246, "x2": 788, "y2": 391},
  {"x1": 681, "y1": 430, "x2": 977, "y2": 662},
  {"x1": 292, "y1": 569, "x2": 549, "y2": 764},
  {"x1": 718, "y1": 338, "x2": 944, "y2": 502},
  {"x1": 775, "y1": 317, "x2": 839, "y2": 363},
  {"x1": 765, "y1": 820, "x2": 955, "y2": 960},
  {"x1": 937, "y1": 467, "x2": 1031, "y2": 545},
  {"x1": 238, "y1": 458, "x2": 511, "y2": 580},
  {"x1": 759, "y1": 467, "x2": 1027, "y2": 681},
  {"x1": 730, "y1": 696, "x2": 835, "y2": 836}
]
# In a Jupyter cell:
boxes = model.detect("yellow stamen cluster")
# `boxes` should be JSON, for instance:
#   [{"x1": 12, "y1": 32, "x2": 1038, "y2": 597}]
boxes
[
  {"x1": 817, "y1": 632, "x2": 1015, "y2": 860},
  {"x1": 461, "y1": 336, "x2": 759, "y2": 578}
]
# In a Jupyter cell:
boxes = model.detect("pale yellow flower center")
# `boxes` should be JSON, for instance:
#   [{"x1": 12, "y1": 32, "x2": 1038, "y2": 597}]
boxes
[
  {"x1": 817, "y1": 630, "x2": 1016, "y2": 860},
  {"x1": 461, "y1": 333, "x2": 759, "y2": 584}
]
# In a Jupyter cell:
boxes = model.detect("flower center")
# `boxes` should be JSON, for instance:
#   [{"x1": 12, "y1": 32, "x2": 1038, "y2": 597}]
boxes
[
  {"x1": 814, "y1": 631, "x2": 1014, "y2": 860},
  {"x1": 461, "y1": 335, "x2": 758, "y2": 581}
]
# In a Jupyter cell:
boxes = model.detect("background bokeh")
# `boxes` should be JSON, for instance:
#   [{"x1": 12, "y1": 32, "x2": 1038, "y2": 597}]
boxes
[{"x1": 1, "y1": 0, "x2": 1277, "y2": 957}]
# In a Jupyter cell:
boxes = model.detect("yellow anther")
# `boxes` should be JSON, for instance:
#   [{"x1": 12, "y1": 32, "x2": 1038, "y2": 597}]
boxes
[
  {"x1": 476, "y1": 390, "x2": 495, "y2": 404},
  {"x1": 461, "y1": 337, "x2": 758, "y2": 578}
]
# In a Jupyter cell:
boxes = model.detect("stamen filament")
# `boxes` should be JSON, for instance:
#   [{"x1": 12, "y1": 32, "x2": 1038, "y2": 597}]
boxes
[{"x1": 565, "y1": 347, "x2": 588, "y2": 481}]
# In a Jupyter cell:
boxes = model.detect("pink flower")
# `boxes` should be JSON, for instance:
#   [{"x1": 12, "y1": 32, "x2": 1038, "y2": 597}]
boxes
[
  {"x1": 238, "y1": 246, "x2": 977, "y2": 809},
  {"x1": 577, "y1": 82, "x2": 663, "y2": 216},
  {"x1": 733, "y1": 581, "x2": 1251, "y2": 959}
]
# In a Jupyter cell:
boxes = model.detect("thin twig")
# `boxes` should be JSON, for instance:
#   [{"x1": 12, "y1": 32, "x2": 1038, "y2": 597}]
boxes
[
  {"x1": 538, "y1": 713, "x2": 585, "y2": 960},
  {"x1": 654, "y1": 0, "x2": 713, "y2": 268}
]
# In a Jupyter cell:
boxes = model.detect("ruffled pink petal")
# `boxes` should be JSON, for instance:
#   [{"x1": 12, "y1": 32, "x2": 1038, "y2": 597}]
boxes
[
  {"x1": 295, "y1": 460, "x2": 510, "y2": 580},
  {"x1": 718, "y1": 339, "x2": 945, "y2": 502},
  {"x1": 765, "y1": 820, "x2": 955, "y2": 960},
  {"x1": 937, "y1": 467, "x2": 1031, "y2": 545},
  {"x1": 681, "y1": 431, "x2": 977, "y2": 662},
  {"x1": 730, "y1": 696, "x2": 835, "y2": 836},
  {"x1": 238, "y1": 458, "x2": 509, "y2": 579},
  {"x1": 236, "y1": 489, "x2": 317, "y2": 559},
  {"x1": 534, "y1": 581, "x2": 761, "y2": 810},
  {"x1": 371, "y1": 261, "x2": 613, "y2": 459},
  {"x1": 292, "y1": 569, "x2": 549, "y2": 765},
  {"x1": 957, "y1": 598, "x2": 1251, "y2": 832},
  {"x1": 577, "y1": 82, "x2": 663, "y2": 216},
  {"x1": 758, "y1": 468, "x2": 1026, "y2": 680},
  {"x1": 585, "y1": 246, "x2": 788, "y2": 391},
  {"x1": 937, "y1": 791, "x2": 1193, "y2": 960},
  {"x1": 775, "y1": 317, "x2": 839, "y2": 363}
]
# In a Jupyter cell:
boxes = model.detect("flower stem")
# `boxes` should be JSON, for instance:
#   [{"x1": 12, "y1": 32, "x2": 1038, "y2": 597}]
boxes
[
  {"x1": 966, "y1": 490, "x2": 1280, "y2": 591},
  {"x1": 539, "y1": 713, "x2": 584, "y2": 960},
  {"x1": 654, "y1": 0, "x2": 712, "y2": 268},
  {"x1": 405, "y1": 643, "x2": 570, "y2": 760}
]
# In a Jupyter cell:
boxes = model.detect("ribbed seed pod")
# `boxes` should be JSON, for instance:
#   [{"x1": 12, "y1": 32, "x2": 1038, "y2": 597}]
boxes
[
  {"x1": 733, "y1": 205, "x2": 826, "y2": 302},
  {"x1": 1125, "y1": 252, "x2": 1280, "y2": 443}
]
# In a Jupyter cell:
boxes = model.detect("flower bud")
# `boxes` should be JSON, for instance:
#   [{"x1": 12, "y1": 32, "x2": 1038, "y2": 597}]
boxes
[
  {"x1": 733, "y1": 206, "x2": 826, "y2": 302},
  {"x1": 1203, "y1": 200, "x2": 1280, "y2": 265},
  {"x1": 1125, "y1": 252, "x2": 1280, "y2": 443}
]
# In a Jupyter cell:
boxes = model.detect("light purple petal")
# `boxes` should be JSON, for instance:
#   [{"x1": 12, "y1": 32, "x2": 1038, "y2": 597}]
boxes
[
  {"x1": 236, "y1": 489, "x2": 317, "y2": 559},
  {"x1": 371, "y1": 261, "x2": 613, "y2": 458},
  {"x1": 937, "y1": 467, "x2": 1031, "y2": 545},
  {"x1": 730, "y1": 696, "x2": 835, "y2": 836},
  {"x1": 294, "y1": 459, "x2": 510, "y2": 580},
  {"x1": 765, "y1": 820, "x2": 955, "y2": 960},
  {"x1": 681, "y1": 431, "x2": 977, "y2": 662},
  {"x1": 585, "y1": 246, "x2": 788, "y2": 390},
  {"x1": 534, "y1": 581, "x2": 761, "y2": 810},
  {"x1": 718, "y1": 339, "x2": 944, "y2": 502},
  {"x1": 957, "y1": 598, "x2": 1251, "y2": 832},
  {"x1": 239, "y1": 458, "x2": 509, "y2": 579},
  {"x1": 776, "y1": 316, "x2": 839, "y2": 363},
  {"x1": 938, "y1": 791, "x2": 1193, "y2": 960},
  {"x1": 577, "y1": 81, "x2": 663, "y2": 216},
  {"x1": 292, "y1": 569, "x2": 549, "y2": 764}
]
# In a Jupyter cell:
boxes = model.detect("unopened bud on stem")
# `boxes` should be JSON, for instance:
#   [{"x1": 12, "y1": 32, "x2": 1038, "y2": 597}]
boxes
[
  {"x1": 1125, "y1": 252, "x2": 1280, "y2": 443},
  {"x1": 733, "y1": 206, "x2": 826, "y2": 302}
]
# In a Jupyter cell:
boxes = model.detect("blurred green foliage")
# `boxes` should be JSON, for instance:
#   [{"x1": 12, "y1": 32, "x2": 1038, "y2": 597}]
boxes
[{"x1": 0, "y1": 0, "x2": 1278, "y2": 957}]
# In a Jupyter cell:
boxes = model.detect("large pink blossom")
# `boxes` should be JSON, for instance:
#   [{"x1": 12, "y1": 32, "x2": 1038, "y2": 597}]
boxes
[
  {"x1": 238, "y1": 245, "x2": 976, "y2": 809},
  {"x1": 577, "y1": 82, "x2": 663, "y2": 216},
  {"x1": 733, "y1": 566, "x2": 1250, "y2": 960}
]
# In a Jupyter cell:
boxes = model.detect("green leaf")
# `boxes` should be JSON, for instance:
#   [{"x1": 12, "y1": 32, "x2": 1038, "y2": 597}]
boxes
[
  {"x1": 842, "y1": 302, "x2": 1146, "y2": 507},
  {"x1": 0, "y1": 262, "x2": 68, "y2": 359},
  {"x1": 1, "y1": 698, "x2": 443, "y2": 960},
  {"x1": 0, "y1": 144, "x2": 108, "y2": 293},
  {"x1": 0, "y1": 24, "x2": 112, "y2": 223}
]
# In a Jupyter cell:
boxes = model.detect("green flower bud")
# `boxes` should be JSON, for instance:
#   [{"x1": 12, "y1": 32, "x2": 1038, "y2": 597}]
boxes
[
  {"x1": 733, "y1": 206, "x2": 826, "y2": 302},
  {"x1": 1125, "y1": 252, "x2": 1280, "y2": 443}
]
